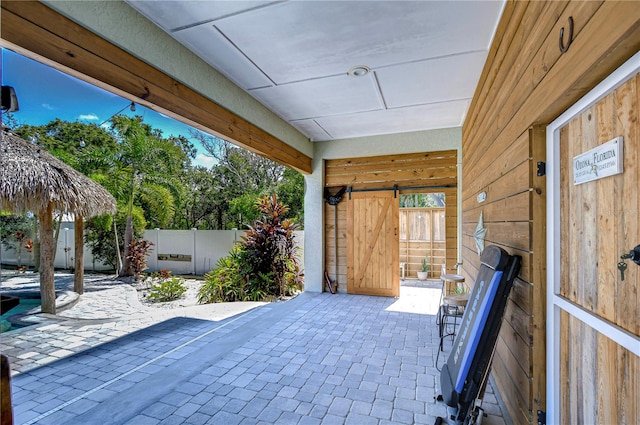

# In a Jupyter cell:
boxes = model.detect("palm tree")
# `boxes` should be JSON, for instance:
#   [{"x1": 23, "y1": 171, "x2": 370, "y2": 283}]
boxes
[{"x1": 106, "y1": 116, "x2": 187, "y2": 276}]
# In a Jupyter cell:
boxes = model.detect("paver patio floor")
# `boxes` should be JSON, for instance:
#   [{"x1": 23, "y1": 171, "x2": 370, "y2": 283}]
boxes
[{"x1": 6, "y1": 285, "x2": 508, "y2": 425}]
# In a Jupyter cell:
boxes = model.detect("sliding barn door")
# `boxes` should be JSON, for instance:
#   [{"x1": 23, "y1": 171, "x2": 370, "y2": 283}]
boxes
[{"x1": 347, "y1": 191, "x2": 399, "y2": 297}]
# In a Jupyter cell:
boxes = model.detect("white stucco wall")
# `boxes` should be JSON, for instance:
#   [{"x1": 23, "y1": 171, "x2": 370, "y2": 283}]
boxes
[{"x1": 304, "y1": 127, "x2": 462, "y2": 292}]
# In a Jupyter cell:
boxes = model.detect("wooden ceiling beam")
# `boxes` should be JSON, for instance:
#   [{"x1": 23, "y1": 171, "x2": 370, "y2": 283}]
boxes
[{"x1": 1, "y1": 1, "x2": 312, "y2": 174}]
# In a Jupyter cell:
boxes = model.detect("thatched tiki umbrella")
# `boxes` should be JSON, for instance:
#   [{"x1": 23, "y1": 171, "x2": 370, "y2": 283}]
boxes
[{"x1": 0, "y1": 129, "x2": 116, "y2": 314}]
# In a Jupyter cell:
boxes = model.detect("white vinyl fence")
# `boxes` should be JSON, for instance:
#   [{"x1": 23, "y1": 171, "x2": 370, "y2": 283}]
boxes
[
  {"x1": 1, "y1": 226, "x2": 304, "y2": 277},
  {"x1": 0, "y1": 222, "x2": 111, "y2": 272}
]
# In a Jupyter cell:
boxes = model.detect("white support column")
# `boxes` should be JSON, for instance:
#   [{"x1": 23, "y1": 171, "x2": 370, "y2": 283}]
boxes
[
  {"x1": 192, "y1": 228, "x2": 197, "y2": 275},
  {"x1": 303, "y1": 154, "x2": 324, "y2": 292},
  {"x1": 154, "y1": 228, "x2": 160, "y2": 272}
]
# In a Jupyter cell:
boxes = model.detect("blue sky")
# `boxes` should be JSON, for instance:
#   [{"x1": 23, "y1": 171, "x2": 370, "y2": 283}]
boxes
[{"x1": 1, "y1": 49, "x2": 214, "y2": 168}]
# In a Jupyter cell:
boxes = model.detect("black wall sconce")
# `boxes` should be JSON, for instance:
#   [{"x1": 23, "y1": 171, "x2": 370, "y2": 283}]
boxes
[{"x1": 1, "y1": 86, "x2": 19, "y2": 112}]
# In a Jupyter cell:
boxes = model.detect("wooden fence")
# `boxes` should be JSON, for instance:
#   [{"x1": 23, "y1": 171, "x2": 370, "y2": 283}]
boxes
[{"x1": 399, "y1": 208, "x2": 446, "y2": 278}]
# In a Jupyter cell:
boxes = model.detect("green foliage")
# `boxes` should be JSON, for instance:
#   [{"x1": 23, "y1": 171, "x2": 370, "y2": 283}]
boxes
[
  {"x1": 13, "y1": 119, "x2": 118, "y2": 175},
  {"x1": 126, "y1": 239, "x2": 154, "y2": 280},
  {"x1": 229, "y1": 192, "x2": 261, "y2": 228},
  {"x1": 198, "y1": 195, "x2": 303, "y2": 304},
  {"x1": 190, "y1": 131, "x2": 304, "y2": 230},
  {"x1": 150, "y1": 269, "x2": 173, "y2": 280},
  {"x1": 276, "y1": 168, "x2": 304, "y2": 227},
  {"x1": 198, "y1": 246, "x2": 246, "y2": 303},
  {"x1": 138, "y1": 183, "x2": 175, "y2": 229},
  {"x1": 399, "y1": 193, "x2": 446, "y2": 208},
  {"x1": 454, "y1": 284, "x2": 468, "y2": 295},
  {"x1": 147, "y1": 277, "x2": 187, "y2": 302},
  {"x1": 9, "y1": 116, "x2": 305, "y2": 273},
  {"x1": 241, "y1": 194, "x2": 302, "y2": 297},
  {"x1": 421, "y1": 256, "x2": 430, "y2": 272},
  {"x1": 11, "y1": 117, "x2": 194, "y2": 275},
  {"x1": 0, "y1": 214, "x2": 32, "y2": 252},
  {"x1": 0, "y1": 213, "x2": 36, "y2": 269},
  {"x1": 172, "y1": 167, "x2": 224, "y2": 229},
  {"x1": 105, "y1": 116, "x2": 191, "y2": 275},
  {"x1": 84, "y1": 208, "x2": 145, "y2": 270}
]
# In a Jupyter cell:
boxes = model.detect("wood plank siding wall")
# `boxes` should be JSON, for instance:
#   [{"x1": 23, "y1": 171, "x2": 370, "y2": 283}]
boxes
[
  {"x1": 324, "y1": 151, "x2": 457, "y2": 291},
  {"x1": 462, "y1": 1, "x2": 640, "y2": 424}
]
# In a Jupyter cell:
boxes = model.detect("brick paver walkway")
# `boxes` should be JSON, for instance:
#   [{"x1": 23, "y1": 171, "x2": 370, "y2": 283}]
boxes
[{"x1": 3, "y1": 281, "x2": 508, "y2": 425}]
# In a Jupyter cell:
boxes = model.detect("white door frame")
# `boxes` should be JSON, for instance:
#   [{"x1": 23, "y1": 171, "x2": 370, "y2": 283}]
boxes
[{"x1": 546, "y1": 50, "x2": 640, "y2": 425}]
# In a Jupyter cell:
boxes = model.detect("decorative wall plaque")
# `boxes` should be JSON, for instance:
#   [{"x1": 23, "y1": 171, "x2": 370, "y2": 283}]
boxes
[{"x1": 573, "y1": 136, "x2": 623, "y2": 185}]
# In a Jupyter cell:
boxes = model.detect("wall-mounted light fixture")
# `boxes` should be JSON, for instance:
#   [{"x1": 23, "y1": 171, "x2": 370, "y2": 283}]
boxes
[{"x1": 1, "y1": 86, "x2": 19, "y2": 112}]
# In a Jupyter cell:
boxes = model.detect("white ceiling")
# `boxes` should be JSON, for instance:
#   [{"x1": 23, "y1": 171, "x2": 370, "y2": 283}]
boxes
[{"x1": 126, "y1": 1, "x2": 505, "y2": 142}]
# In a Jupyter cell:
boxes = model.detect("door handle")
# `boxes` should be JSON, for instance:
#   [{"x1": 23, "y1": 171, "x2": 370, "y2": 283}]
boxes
[{"x1": 620, "y1": 245, "x2": 640, "y2": 266}]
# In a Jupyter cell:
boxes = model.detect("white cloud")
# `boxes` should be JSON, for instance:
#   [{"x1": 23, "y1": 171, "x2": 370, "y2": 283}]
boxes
[
  {"x1": 193, "y1": 153, "x2": 215, "y2": 168},
  {"x1": 41, "y1": 103, "x2": 55, "y2": 110},
  {"x1": 78, "y1": 113, "x2": 99, "y2": 121}
]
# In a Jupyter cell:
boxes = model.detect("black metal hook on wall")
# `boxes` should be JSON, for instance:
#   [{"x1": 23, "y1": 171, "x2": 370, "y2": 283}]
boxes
[{"x1": 559, "y1": 16, "x2": 574, "y2": 54}]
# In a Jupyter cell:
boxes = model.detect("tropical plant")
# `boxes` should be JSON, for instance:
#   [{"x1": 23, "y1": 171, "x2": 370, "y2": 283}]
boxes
[
  {"x1": 241, "y1": 194, "x2": 302, "y2": 297},
  {"x1": 84, "y1": 208, "x2": 145, "y2": 271},
  {"x1": 147, "y1": 277, "x2": 187, "y2": 302},
  {"x1": 12, "y1": 117, "x2": 193, "y2": 275},
  {"x1": 173, "y1": 167, "x2": 224, "y2": 229},
  {"x1": 125, "y1": 239, "x2": 154, "y2": 280},
  {"x1": 105, "y1": 116, "x2": 191, "y2": 275},
  {"x1": 198, "y1": 246, "x2": 246, "y2": 303},
  {"x1": 198, "y1": 194, "x2": 303, "y2": 304}
]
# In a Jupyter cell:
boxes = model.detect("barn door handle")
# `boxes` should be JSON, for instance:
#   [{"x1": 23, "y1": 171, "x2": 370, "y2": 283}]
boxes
[{"x1": 559, "y1": 16, "x2": 574, "y2": 53}]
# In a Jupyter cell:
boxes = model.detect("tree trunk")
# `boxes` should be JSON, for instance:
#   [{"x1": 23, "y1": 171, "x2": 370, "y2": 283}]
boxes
[
  {"x1": 121, "y1": 216, "x2": 133, "y2": 276},
  {"x1": 74, "y1": 216, "x2": 84, "y2": 294},
  {"x1": 1, "y1": 354, "x2": 13, "y2": 425},
  {"x1": 120, "y1": 177, "x2": 136, "y2": 277},
  {"x1": 113, "y1": 218, "x2": 122, "y2": 275},
  {"x1": 39, "y1": 204, "x2": 56, "y2": 314}
]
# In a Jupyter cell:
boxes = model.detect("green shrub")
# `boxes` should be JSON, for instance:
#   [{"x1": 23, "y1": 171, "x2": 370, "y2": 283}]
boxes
[
  {"x1": 148, "y1": 277, "x2": 187, "y2": 302},
  {"x1": 198, "y1": 246, "x2": 245, "y2": 303},
  {"x1": 150, "y1": 269, "x2": 172, "y2": 280},
  {"x1": 241, "y1": 194, "x2": 302, "y2": 297},
  {"x1": 126, "y1": 239, "x2": 154, "y2": 280},
  {"x1": 198, "y1": 194, "x2": 303, "y2": 304}
]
